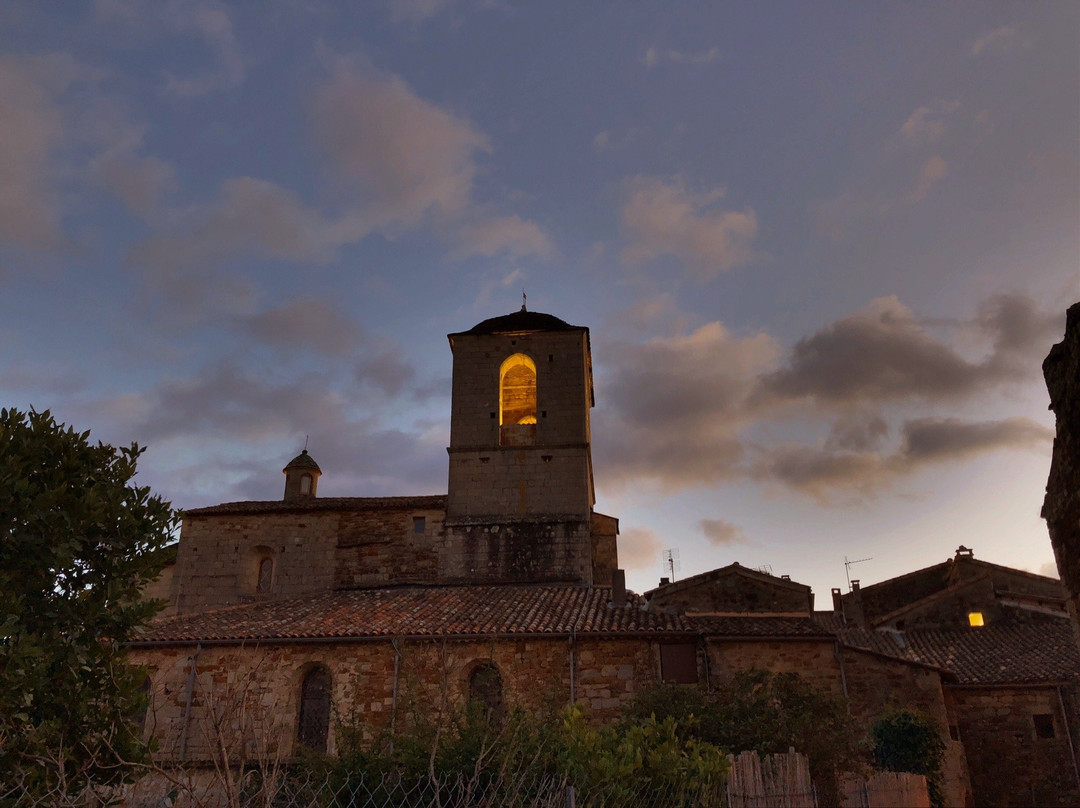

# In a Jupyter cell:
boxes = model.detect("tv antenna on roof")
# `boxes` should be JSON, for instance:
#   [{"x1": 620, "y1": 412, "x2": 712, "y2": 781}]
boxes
[
  {"x1": 845, "y1": 555, "x2": 873, "y2": 591},
  {"x1": 521, "y1": 289, "x2": 527, "y2": 311},
  {"x1": 663, "y1": 549, "x2": 681, "y2": 582}
]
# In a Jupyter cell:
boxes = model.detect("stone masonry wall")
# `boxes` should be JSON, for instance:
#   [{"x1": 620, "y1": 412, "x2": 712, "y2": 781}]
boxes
[
  {"x1": 440, "y1": 519, "x2": 593, "y2": 584},
  {"x1": 334, "y1": 506, "x2": 445, "y2": 588},
  {"x1": 950, "y1": 685, "x2": 1080, "y2": 806},
  {"x1": 171, "y1": 512, "x2": 341, "y2": 614},
  {"x1": 651, "y1": 572, "x2": 812, "y2": 615},
  {"x1": 128, "y1": 635, "x2": 664, "y2": 764}
]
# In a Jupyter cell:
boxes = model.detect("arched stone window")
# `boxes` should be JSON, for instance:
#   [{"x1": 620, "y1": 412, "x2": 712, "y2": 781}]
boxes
[
  {"x1": 468, "y1": 662, "x2": 504, "y2": 717},
  {"x1": 257, "y1": 556, "x2": 274, "y2": 594},
  {"x1": 499, "y1": 354, "x2": 537, "y2": 426},
  {"x1": 297, "y1": 666, "x2": 332, "y2": 753},
  {"x1": 300, "y1": 473, "x2": 312, "y2": 495}
]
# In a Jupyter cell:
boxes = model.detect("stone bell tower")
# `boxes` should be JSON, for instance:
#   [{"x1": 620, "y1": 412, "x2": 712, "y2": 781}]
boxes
[{"x1": 441, "y1": 306, "x2": 605, "y2": 585}]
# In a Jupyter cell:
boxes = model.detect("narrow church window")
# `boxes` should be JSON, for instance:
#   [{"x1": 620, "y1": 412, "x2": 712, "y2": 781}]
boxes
[
  {"x1": 257, "y1": 557, "x2": 274, "y2": 594},
  {"x1": 660, "y1": 643, "x2": 698, "y2": 684},
  {"x1": 499, "y1": 354, "x2": 537, "y2": 426},
  {"x1": 468, "y1": 662, "x2": 504, "y2": 717},
  {"x1": 300, "y1": 473, "x2": 312, "y2": 494},
  {"x1": 298, "y1": 666, "x2": 332, "y2": 753},
  {"x1": 413, "y1": 516, "x2": 426, "y2": 534}
]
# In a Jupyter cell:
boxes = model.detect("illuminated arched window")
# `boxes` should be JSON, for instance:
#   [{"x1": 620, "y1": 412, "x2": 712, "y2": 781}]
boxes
[
  {"x1": 499, "y1": 354, "x2": 537, "y2": 426},
  {"x1": 468, "y1": 662, "x2": 504, "y2": 717},
  {"x1": 298, "y1": 666, "x2": 332, "y2": 753},
  {"x1": 300, "y1": 473, "x2": 312, "y2": 495}
]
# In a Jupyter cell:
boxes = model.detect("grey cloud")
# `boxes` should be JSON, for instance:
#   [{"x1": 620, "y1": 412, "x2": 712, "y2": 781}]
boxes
[
  {"x1": 756, "y1": 415, "x2": 1051, "y2": 502},
  {"x1": 244, "y1": 300, "x2": 364, "y2": 357},
  {"x1": 756, "y1": 294, "x2": 1057, "y2": 407},
  {"x1": 643, "y1": 46, "x2": 721, "y2": 68},
  {"x1": 700, "y1": 518, "x2": 745, "y2": 546},
  {"x1": 901, "y1": 416, "x2": 1052, "y2": 462},
  {"x1": 312, "y1": 66, "x2": 488, "y2": 229},
  {"x1": 619, "y1": 176, "x2": 758, "y2": 281},
  {"x1": 825, "y1": 412, "x2": 888, "y2": 452},
  {"x1": 454, "y1": 215, "x2": 554, "y2": 260},
  {"x1": 387, "y1": 0, "x2": 454, "y2": 23},
  {"x1": 900, "y1": 101, "x2": 959, "y2": 145},
  {"x1": 971, "y1": 26, "x2": 1025, "y2": 57}
]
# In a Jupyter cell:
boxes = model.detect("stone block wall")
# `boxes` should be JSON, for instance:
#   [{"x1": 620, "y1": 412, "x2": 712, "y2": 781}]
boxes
[
  {"x1": 171, "y1": 512, "x2": 341, "y2": 614},
  {"x1": 334, "y1": 506, "x2": 444, "y2": 588},
  {"x1": 447, "y1": 447, "x2": 592, "y2": 519},
  {"x1": 950, "y1": 684, "x2": 1080, "y2": 806},
  {"x1": 651, "y1": 570, "x2": 813, "y2": 615},
  {"x1": 129, "y1": 634, "x2": 665, "y2": 764},
  {"x1": 440, "y1": 519, "x2": 593, "y2": 584}
]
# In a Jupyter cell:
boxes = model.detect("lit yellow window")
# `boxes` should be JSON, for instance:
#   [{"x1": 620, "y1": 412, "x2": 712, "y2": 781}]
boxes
[
  {"x1": 499, "y1": 353, "x2": 537, "y2": 426},
  {"x1": 968, "y1": 612, "x2": 984, "y2": 627}
]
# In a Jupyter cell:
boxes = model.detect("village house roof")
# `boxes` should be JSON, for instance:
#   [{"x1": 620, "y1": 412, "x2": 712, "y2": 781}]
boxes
[
  {"x1": 133, "y1": 585, "x2": 847, "y2": 646},
  {"x1": 453, "y1": 309, "x2": 585, "y2": 337},
  {"x1": 183, "y1": 494, "x2": 447, "y2": 517},
  {"x1": 836, "y1": 621, "x2": 1080, "y2": 686}
]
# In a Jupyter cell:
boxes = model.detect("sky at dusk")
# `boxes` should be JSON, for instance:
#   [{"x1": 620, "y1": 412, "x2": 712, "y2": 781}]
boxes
[{"x1": 2, "y1": 2, "x2": 1077, "y2": 600}]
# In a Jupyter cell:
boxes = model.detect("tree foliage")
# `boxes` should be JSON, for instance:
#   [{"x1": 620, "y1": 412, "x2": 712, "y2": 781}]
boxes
[
  {"x1": 871, "y1": 710, "x2": 946, "y2": 807},
  {"x1": 624, "y1": 671, "x2": 868, "y2": 807},
  {"x1": 0, "y1": 408, "x2": 177, "y2": 793}
]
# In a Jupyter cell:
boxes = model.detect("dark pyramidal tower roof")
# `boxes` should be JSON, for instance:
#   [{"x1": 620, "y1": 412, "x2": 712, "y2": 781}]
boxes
[
  {"x1": 453, "y1": 309, "x2": 585, "y2": 336},
  {"x1": 283, "y1": 449, "x2": 321, "y2": 473}
]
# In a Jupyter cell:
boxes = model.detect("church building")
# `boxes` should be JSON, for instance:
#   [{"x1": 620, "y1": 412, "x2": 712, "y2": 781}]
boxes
[{"x1": 132, "y1": 308, "x2": 1080, "y2": 807}]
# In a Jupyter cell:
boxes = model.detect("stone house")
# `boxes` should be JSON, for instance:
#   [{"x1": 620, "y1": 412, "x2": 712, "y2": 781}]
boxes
[{"x1": 130, "y1": 307, "x2": 1080, "y2": 807}]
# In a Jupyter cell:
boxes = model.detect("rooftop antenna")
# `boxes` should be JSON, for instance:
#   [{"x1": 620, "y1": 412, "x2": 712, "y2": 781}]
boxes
[
  {"x1": 663, "y1": 548, "x2": 681, "y2": 582},
  {"x1": 845, "y1": 555, "x2": 873, "y2": 591},
  {"x1": 521, "y1": 289, "x2": 527, "y2": 311}
]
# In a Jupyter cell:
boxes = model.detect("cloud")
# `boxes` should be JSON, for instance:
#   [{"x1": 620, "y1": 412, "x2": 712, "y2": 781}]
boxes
[
  {"x1": 900, "y1": 101, "x2": 959, "y2": 145},
  {"x1": 755, "y1": 416, "x2": 1051, "y2": 502},
  {"x1": 619, "y1": 176, "x2": 758, "y2": 280},
  {"x1": 907, "y1": 155, "x2": 947, "y2": 202},
  {"x1": 756, "y1": 295, "x2": 1029, "y2": 406},
  {"x1": 312, "y1": 66, "x2": 489, "y2": 230},
  {"x1": 595, "y1": 321, "x2": 779, "y2": 488},
  {"x1": 619, "y1": 526, "x2": 665, "y2": 571},
  {"x1": 387, "y1": 0, "x2": 454, "y2": 23},
  {"x1": 825, "y1": 412, "x2": 889, "y2": 452},
  {"x1": 643, "y1": 46, "x2": 721, "y2": 68},
  {"x1": 0, "y1": 54, "x2": 79, "y2": 249},
  {"x1": 700, "y1": 518, "x2": 745, "y2": 546},
  {"x1": 900, "y1": 416, "x2": 1052, "y2": 463},
  {"x1": 243, "y1": 300, "x2": 365, "y2": 357},
  {"x1": 593, "y1": 131, "x2": 610, "y2": 151},
  {"x1": 129, "y1": 177, "x2": 341, "y2": 276},
  {"x1": 971, "y1": 26, "x2": 1024, "y2": 57},
  {"x1": 455, "y1": 215, "x2": 554, "y2": 259}
]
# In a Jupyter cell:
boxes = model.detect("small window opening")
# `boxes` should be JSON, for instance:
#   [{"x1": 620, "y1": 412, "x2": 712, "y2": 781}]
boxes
[
  {"x1": 968, "y1": 612, "x2": 984, "y2": 627},
  {"x1": 468, "y1": 662, "x2": 504, "y2": 718},
  {"x1": 413, "y1": 516, "x2": 426, "y2": 534},
  {"x1": 1034, "y1": 714, "x2": 1056, "y2": 739},
  {"x1": 499, "y1": 354, "x2": 537, "y2": 426},
  {"x1": 949, "y1": 725, "x2": 960, "y2": 741},
  {"x1": 300, "y1": 473, "x2": 312, "y2": 494},
  {"x1": 660, "y1": 643, "x2": 699, "y2": 684},
  {"x1": 298, "y1": 666, "x2": 332, "y2": 752},
  {"x1": 257, "y1": 557, "x2": 274, "y2": 594}
]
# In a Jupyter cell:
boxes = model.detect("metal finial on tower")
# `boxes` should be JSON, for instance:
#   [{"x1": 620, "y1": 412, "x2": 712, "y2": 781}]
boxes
[
  {"x1": 304, "y1": 434, "x2": 309, "y2": 451},
  {"x1": 521, "y1": 289, "x2": 527, "y2": 312}
]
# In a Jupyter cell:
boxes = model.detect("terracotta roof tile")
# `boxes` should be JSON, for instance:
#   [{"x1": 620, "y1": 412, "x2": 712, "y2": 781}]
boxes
[
  {"x1": 135, "y1": 586, "x2": 699, "y2": 644},
  {"x1": 837, "y1": 622, "x2": 1080, "y2": 685}
]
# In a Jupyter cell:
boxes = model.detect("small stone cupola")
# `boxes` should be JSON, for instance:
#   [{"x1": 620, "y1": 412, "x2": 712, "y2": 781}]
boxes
[{"x1": 283, "y1": 449, "x2": 321, "y2": 502}]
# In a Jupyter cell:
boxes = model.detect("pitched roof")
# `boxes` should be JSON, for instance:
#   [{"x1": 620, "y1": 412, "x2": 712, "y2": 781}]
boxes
[
  {"x1": 184, "y1": 494, "x2": 447, "y2": 517},
  {"x1": 691, "y1": 615, "x2": 833, "y2": 639},
  {"x1": 644, "y1": 562, "x2": 810, "y2": 599},
  {"x1": 133, "y1": 586, "x2": 700, "y2": 645},
  {"x1": 837, "y1": 622, "x2": 1080, "y2": 685},
  {"x1": 283, "y1": 449, "x2": 321, "y2": 472}
]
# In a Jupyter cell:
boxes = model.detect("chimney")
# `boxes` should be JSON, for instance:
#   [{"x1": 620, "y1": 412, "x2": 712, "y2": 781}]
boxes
[
  {"x1": 846, "y1": 580, "x2": 866, "y2": 627},
  {"x1": 659, "y1": 577, "x2": 670, "y2": 587},
  {"x1": 831, "y1": 587, "x2": 843, "y2": 613},
  {"x1": 611, "y1": 569, "x2": 626, "y2": 606}
]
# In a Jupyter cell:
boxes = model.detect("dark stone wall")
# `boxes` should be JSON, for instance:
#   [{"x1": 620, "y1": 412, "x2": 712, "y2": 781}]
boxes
[
  {"x1": 651, "y1": 571, "x2": 812, "y2": 614},
  {"x1": 1044, "y1": 302, "x2": 1080, "y2": 647}
]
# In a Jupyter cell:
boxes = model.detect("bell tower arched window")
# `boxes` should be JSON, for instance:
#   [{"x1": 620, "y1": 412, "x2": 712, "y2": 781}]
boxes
[
  {"x1": 499, "y1": 354, "x2": 537, "y2": 426},
  {"x1": 297, "y1": 666, "x2": 331, "y2": 753}
]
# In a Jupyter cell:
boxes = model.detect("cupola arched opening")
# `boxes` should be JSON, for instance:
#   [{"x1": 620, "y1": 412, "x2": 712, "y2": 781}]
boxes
[{"x1": 499, "y1": 353, "x2": 537, "y2": 426}]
